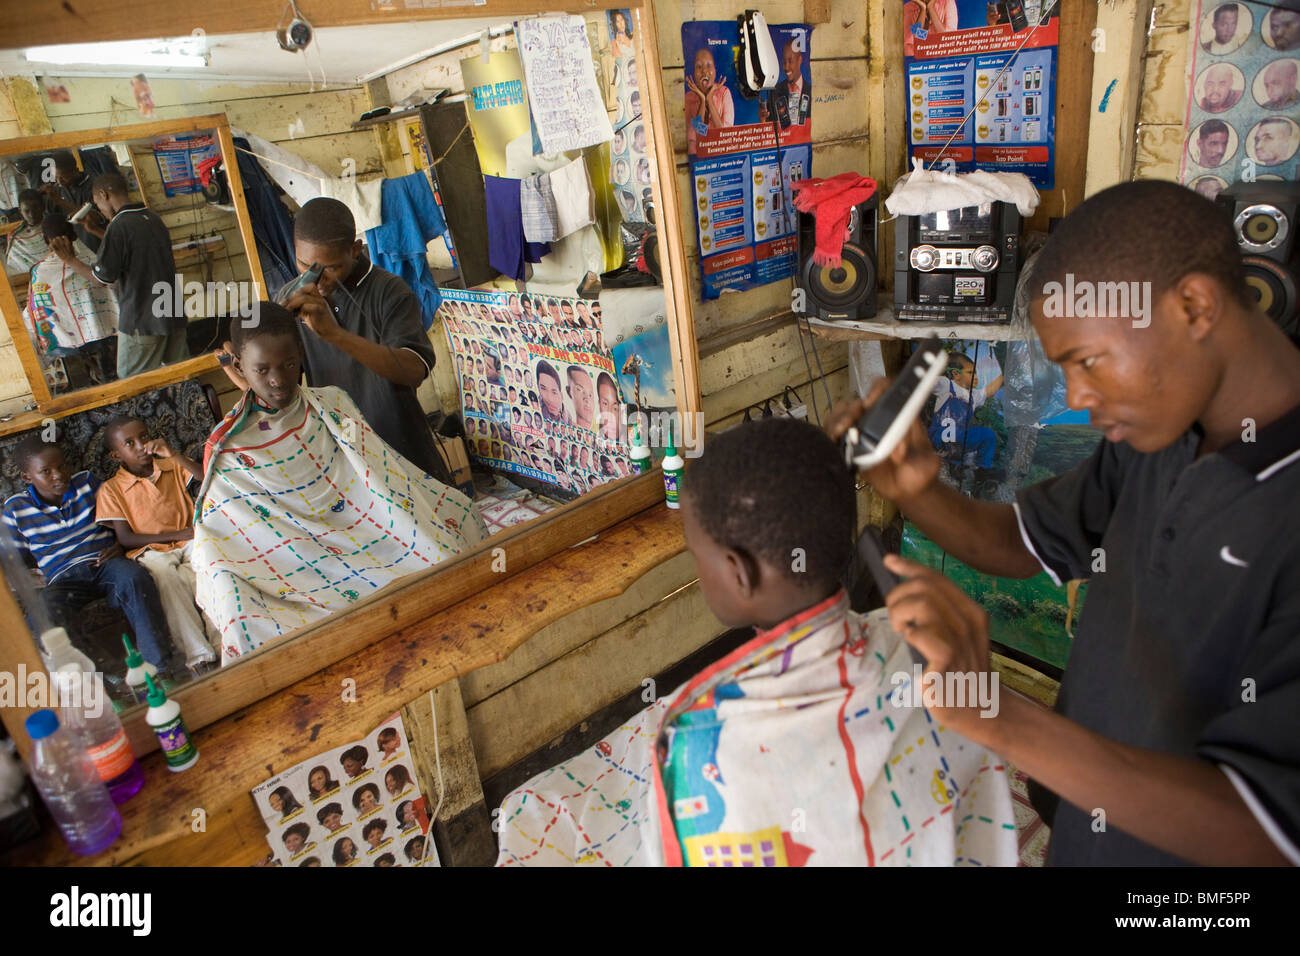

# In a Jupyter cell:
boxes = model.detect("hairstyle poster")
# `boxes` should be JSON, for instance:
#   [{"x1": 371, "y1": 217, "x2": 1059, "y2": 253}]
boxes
[
  {"x1": 683, "y1": 21, "x2": 812, "y2": 299},
  {"x1": 903, "y1": 1, "x2": 1060, "y2": 188},
  {"x1": 439, "y1": 288, "x2": 637, "y2": 498},
  {"x1": 1181, "y1": 2, "x2": 1300, "y2": 197},
  {"x1": 899, "y1": 338, "x2": 1100, "y2": 671},
  {"x1": 515, "y1": 14, "x2": 615, "y2": 155},
  {"x1": 251, "y1": 713, "x2": 439, "y2": 867}
]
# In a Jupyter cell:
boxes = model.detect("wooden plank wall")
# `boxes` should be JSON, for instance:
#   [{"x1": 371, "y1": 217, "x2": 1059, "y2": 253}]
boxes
[{"x1": 1135, "y1": 0, "x2": 1192, "y2": 182}]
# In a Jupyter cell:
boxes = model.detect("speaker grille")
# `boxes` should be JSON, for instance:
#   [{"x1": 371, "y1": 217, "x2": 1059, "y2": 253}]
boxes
[{"x1": 803, "y1": 243, "x2": 875, "y2": 310}]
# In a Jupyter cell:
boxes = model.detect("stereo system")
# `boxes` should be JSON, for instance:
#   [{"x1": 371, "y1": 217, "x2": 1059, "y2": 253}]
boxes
[
  {"x1": 894, "y1": 201, "x2": 1022, "y2": 323},
  {"x1": 796, "y1": 194, "x2": 879, "y2": 322},
  {"x1": 1218, "y1": 181, "x2": 1300, "y2": 340}
]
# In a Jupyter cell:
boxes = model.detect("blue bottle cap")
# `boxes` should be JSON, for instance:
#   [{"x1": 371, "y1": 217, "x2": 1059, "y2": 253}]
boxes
[{"x1": 25, "y1": 709, "x2": 59, "y2": 740}]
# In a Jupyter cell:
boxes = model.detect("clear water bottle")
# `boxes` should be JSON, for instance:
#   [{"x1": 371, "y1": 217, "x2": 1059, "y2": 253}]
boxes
[
  {"x1": 43, "y1": 628, "x2": 144, "y2": 804},
  {"x1": 24, "y1": 709, "x2": 122, "y2": 856}
]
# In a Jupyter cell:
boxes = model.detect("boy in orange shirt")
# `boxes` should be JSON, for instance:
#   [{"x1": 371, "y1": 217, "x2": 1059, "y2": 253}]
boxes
[{"x1": 95, "y1": 415, "x2": 218, "y2": 673}]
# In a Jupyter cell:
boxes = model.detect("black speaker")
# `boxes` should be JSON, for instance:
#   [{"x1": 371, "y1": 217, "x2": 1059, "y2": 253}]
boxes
[
  {"x1": 797, "y1": 194, "x2": 878, "y2": 321},
  {"x1": 1218, "y1": 181, "x2": 1300, "y2": 338}
]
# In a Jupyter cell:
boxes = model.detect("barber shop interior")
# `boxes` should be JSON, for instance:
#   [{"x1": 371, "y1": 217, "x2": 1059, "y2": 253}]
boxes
[{"x1": 0, "y1": 0, "x2": 1296, "y2": 903}]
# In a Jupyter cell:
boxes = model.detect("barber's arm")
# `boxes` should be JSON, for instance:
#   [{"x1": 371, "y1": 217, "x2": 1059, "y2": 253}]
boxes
[
  {"x1": 882, "y1": 556, "x2": 1293, "y2": 866},
  {"x1": 828, "y1": 382, "x2": 1042, "y2": 578},
  {"x1": 287, "y1": 286, "x2": 427, "y2": 388}
]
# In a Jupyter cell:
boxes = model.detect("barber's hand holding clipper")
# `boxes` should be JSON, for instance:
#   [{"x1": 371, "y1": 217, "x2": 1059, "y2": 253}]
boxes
[
  {"x1": 827, "y1": 377, "x2": 941, "y2": 504},
  {"x1": 284, "y1": 284, "x2": 342, "y2": 345}
]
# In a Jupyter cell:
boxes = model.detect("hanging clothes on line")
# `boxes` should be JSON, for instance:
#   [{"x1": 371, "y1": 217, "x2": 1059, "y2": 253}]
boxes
[
  {"x1": 483, "y1": 175, "x2": 550, "y2": 282},
  {"x1": 364, "y1": 171, "x2": 448, "y2": 330},
  {"x1": 232, "y1": 137, "x2": 298, "y2": 294},
  {"x1": 230, "y1": 129, "x2": 329, "y2": 208},
  {"x1": 321, "y1": 177, "x2": 384, "y2": 233}
]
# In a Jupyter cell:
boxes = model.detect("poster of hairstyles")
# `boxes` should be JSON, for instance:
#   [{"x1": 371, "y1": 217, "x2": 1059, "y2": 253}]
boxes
[
  {"x1": 440, "y1": 289, "x2": 636, "y2": 498},
  {"x1": 608, "y1": 8, "x2": 649, "y2": 223},
  {"x1": 251, "y1": 713, "x2": 438, "y2": 867},
  {"x1": 1181, "y1": 2, "x2": 1300, "y2": 195}
]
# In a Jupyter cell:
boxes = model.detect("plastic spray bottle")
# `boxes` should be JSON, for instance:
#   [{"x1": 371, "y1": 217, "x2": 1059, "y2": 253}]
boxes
[
  {"x1": 144, "y1": 673, "x2": 198, "y2": 772},
  {"x1": 122, "y1": 635, "x2": 157, "y2": 704},
  {"x1": 661, "y1": 421, "x2": 684, "y2": 510}
]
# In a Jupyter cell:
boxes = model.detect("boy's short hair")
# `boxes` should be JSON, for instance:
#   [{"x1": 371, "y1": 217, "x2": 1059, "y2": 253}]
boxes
[
  {"x1": 294, "y1": 197, "x2": 355, "y2": 250},
  {"x1": 42, "y1": 212, "x2": 75, "y2": 243},
  {"x1": 683, "y1": 418, "x2": 855, "y2": 593},
  {"x1": 103, "y1": 414, "x2": 145, "y2": 449},
  {"x1": 18, "y1": 188, "x2": 42, "y2": 207},
  {"x1": 13, "y1": 434, "x2": 59, "y2": 472},
  {"x1": 231, "y1": 301, "x2": 303, "y2": 356}
]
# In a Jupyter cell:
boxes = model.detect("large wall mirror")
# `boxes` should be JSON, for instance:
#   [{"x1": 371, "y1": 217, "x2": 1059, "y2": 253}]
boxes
[{"x1": 0, "y1": 0, "x2": 699, "y2": 751}]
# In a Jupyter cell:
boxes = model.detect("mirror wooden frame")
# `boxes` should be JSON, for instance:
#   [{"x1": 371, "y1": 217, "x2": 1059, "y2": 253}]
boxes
[
  {"x1": 0, "y1": 0, "x2": 701, "y2": 760},
  {"x1": 0, "y1": 114, "x2": 265, "y2": 433}
]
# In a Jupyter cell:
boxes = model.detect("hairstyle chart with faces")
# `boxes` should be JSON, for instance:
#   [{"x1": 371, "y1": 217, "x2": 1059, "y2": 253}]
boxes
[
  {"x1": 440, "y1": 288, "x2": 635, "y2": 498},
  {"x1": 251, "y1": 713, "x2": 436, "y2": 867},
  {"x1": 1182, "y1": 1, "x2": 1300, "y2": 197}
]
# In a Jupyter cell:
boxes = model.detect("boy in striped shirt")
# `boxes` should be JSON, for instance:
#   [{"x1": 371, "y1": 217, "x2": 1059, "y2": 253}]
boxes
[{"x1": 2, "y1": 435, "x2": 174, "y2": 673}]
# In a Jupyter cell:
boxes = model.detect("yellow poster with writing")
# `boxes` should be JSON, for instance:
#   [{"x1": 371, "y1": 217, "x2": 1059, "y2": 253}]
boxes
[{"x1": 460, "y1": 49, "x2": 533, "y2": 178}]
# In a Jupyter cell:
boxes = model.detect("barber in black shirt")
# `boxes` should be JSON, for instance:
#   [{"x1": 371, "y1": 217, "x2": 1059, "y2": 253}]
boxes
[
  {"x1": 223, "y1": 197, "x2": 451, "y2": 484},
  {"x1": 39, "y1": 151, "x2": 106, "y2": 252}
]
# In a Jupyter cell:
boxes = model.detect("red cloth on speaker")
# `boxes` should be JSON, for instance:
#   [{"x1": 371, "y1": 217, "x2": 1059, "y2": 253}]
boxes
[{"x1": 790, "y1": 173, "x2": 878, "y2": 268}]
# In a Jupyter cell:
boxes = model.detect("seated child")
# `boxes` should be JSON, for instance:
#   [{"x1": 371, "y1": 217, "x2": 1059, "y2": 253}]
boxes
[
  {"x1": 95, "y1": 414, "x2": 217, "y2": 674},
  {"x1": 495, "y1": 418, "x2": 1017, "y2": 867},
  {"x1": 2, "y1": 435, "x2": 176, "y2": 674},
  {"x1": 191, "y1": 302, "x2": 487, "y2": 663}
]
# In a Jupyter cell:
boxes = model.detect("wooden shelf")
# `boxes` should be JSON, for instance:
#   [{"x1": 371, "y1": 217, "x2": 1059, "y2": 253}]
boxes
[{"x1": 803, "y1": 305, "x2": 1028, "y2": 342}]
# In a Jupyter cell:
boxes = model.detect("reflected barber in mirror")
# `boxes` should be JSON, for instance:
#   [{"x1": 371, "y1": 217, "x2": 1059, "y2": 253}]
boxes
[
  {"x1": 49, "y1": 172, "x2": 188, "y2": 379},
  {"x1": 219, "y1": 197, "x2": 451, "y2": 484},
  {"x1": 39, "y1": 151, "x2": 106, "y2": 251},
  {"x1": 5, "y1": 190, "x2": 48, "y2": 277}
]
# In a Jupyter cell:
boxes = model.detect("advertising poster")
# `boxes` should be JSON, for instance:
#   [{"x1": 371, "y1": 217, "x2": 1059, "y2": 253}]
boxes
[
  {"x1": 461, "y1": 48, "x2": 534, "y2": 178},
  {"x1": 899, "y1": 338, "x2": 1100, "y2": 669},
  {"x1": 251, "y1": 713, "x2": 438, "y2": 867},
  {"x1": 151, "y1": 133, "x2": 220, "y2": 197},
  {"x1": 683, "y1": 21, "x2": 813, "y2": 299},
  {"x1": 904, "y1": 0, "x2": 1059, "y2": 188},
  {"x1": 1181, "y1": 2, "x2": 1300, "y2": 197},
  {"x1": 440, "y1": 289, "x2": 637, "y2": 497},
  {"x1": 608, "y1": 8, "x2": 650, "y2": 223}
]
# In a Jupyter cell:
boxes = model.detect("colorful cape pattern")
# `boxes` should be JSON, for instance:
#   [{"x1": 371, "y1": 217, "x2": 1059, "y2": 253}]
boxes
[
  {"x1": 193, "y1": 385, "x2": 486, "y2": 662},
  {"x1": 496, "y1": 592, "x2": 1018, "y2": 866}
]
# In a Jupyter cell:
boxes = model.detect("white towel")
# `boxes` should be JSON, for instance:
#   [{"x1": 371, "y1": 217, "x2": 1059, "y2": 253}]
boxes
[
  {"x1": 885, "y1": 158, "x2": 1041, "y2": 218},
  {"x1": 549, "y1": 158, "x2": 596, "y2": 239},
  {"x1": 320, "y1": 176, "x2": 385, "y2": 233},
  {"x1": 230, "y1": 128, "x2": 328, "y2": 208}
]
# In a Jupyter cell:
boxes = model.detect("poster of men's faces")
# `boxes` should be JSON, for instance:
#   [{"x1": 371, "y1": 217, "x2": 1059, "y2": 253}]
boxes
[
  {"x1": 439, "y1": 288, "x2": 636, "y2": 498},
  {"x1": 251, "y1": 713, "x2": 438, "y2": 867},
  {"x1": 1182, "y1": 2, "x2": 1300, "y2": 198}
]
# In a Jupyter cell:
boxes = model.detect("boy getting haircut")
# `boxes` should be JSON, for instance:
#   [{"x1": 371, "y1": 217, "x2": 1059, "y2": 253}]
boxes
[{"x1": 496, "y1": 418, "x2": 1017, "y2": 867}]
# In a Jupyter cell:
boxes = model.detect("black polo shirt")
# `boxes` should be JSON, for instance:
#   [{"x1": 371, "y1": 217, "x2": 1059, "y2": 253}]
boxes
[
  {"x1": 59, "y1": 172, "x2": 100, "y2": 252},
  {"x1": 280, "y1": 259, "x2": 450, "y2": 484},
  {"x1": 93, "y1": 203, "x2": 181, "y2": 336},
  {"x1": 1014, "y1": 404, "x2": 1300, "y2": 866}
]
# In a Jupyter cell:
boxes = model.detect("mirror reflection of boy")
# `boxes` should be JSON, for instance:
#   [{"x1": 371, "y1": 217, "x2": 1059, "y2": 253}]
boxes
[
  {"x1": 25, "y1": 214, "x2": 119, "y2": 384},
  {"x1": 50, "y1": 171, "x2": 187, "y2": 379},
  {"x1": 6, "y1": 190, "x2": 48, "y2": 276},
  {"x1": 218, "y1": 197, "x2": 451, "y2": 485},
  {"x1": 2, "y1": 436, "x2": 177, "y2": 676},
  {"x1": 95, "y1": 415, "x2": 218, "y2": 674}
]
